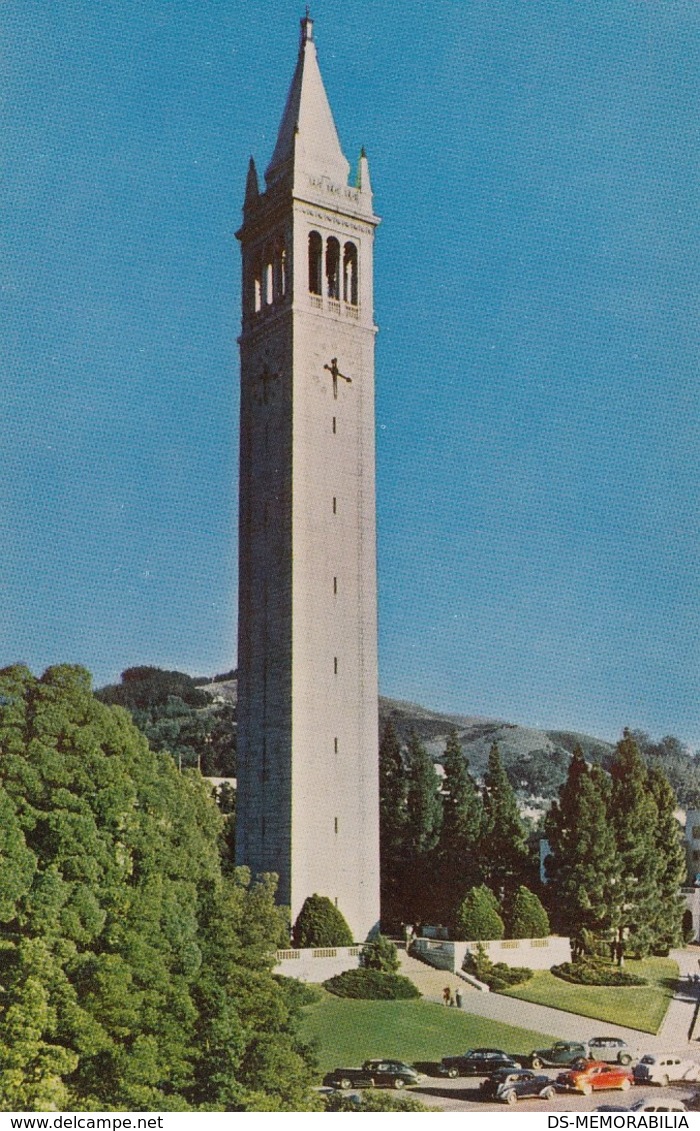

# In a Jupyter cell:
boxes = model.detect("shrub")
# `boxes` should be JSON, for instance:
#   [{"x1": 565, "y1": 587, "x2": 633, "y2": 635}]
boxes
[
  {"x1": 325, "y1": 1091, "x2": 432, "y2": 1111},
  {"x1": 508, "y1": 886, "x2": 550, "y2": 939},
  {"x1": 323, "y1": 968, "x2": 420, "y2": 1000},
  {"x1": 292, "y1": 894, "x2": 354, "y2": 948},
  {"x1": 551, "y1": 960, "x2": 647, "y2": 987},
  {"x1": 463, "y1": 946, "x2": 531, "y2": 990},
  {"x1": 360, "y1": 934, "x2": 399, "y2": 973},
  {"x1": 456, "y1": 885, "x2": 504, "y2": 941},
  {"x1": 274, "y1": 975, "x2": 323, "y2": 1009}
]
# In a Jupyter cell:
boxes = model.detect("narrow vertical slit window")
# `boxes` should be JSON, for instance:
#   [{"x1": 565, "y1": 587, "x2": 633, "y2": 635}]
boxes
[
  {"x1": 334, "y1": 817, "x2": 338, "y2": 835},
  {"x1": 253, "y1": 254, "x2": 263, "y2": 313},
  {"x1": 334, "y1": 657, "x2": 338, "y2": 675},
  {"x1": 333, "y1": 576, "x2": 337, "y2": 595},
  {"x1": 264, "y1": 245, "x2": 274, "y2": 305},
  {"x1": 334, "y1": 737, "x2": 338, "y2": 753},
  {"x1": 332, "y1": 496, "x2": 337, "y2": 514},
  {"x1": 332, "y1": 416, "x2": 336, "y2": 434}
]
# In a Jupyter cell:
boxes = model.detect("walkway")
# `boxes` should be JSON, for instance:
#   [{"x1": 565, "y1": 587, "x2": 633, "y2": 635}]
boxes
[{"x1": 400, "y1": 946, "x2": 700, "y2": 1054}]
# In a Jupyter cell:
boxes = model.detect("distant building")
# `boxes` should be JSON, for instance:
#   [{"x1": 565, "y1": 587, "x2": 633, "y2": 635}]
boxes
[{"x1": 234, "y1": 15, "x2": 380, "y2": 942}]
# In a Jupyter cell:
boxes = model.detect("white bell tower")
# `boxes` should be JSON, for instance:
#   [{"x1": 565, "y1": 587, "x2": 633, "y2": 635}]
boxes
[{"x1": 235, "y1": 14, "x2": 380, "y2": 942}]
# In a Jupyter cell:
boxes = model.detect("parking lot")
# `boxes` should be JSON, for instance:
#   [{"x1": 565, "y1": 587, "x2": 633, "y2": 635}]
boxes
[{"x1": 405, "y1": 1070, "x2": 697, "y2": 1112}]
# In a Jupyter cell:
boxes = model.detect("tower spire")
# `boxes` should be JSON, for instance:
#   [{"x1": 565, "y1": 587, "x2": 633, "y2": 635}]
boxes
[{"x1": 265, "y1": 14, "x2": 349, "y2": 187}]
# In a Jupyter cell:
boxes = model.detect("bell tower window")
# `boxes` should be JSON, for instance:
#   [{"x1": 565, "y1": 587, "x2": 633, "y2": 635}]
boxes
[
  {"x1": 277, "y1": 241, "x2": 287, "y2": 298},
  {"x1": 326, "y1": 237, "x2": 340, "y2": 299},
  {"x1": 308, "y1": 231, "x2": 322, "y2": 295},
  {"x1": 252, "y1": 253, "x2": 263, "y2": 313},
  {"x1": 343, "y1": 242, "x2": 358, "y2": 306},
  {"x1": 264, "y1": 245, "x2": 274, "y2": 306}
]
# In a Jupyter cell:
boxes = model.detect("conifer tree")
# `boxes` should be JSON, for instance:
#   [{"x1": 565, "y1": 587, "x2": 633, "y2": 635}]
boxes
[
  {"x1": 646, "y1": 764, "x2": 686, "y2": 952},
  {"x1": 403, "y1": 731, "x2": 443, "y2": 922},
  {"x1": 434, "y1": 729, "x2": 484, "y2": 927},
  {"x1": 378, "y1": 719, "x2": 408, "y2": 929},
  {"x1": 508, "y1": 885, "x2": 550, "y2": 939},
  {"x1": 609, "y1": 731, "x2": 660, "y2": 958},
  {"x1": 456, "y1": 885, "x2": 504, "y2": 941},
  {"x1": 481, "y1": 743, "x2": 529, "y2": 900},
  {"x1": 544, "y1": 746, "x2": 621, "y2": 952}
]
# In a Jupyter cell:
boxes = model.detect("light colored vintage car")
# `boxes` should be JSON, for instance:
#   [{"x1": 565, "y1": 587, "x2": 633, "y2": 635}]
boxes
[{"x1": 633, "y1": 1053, "x2": 700, "y2": 1087}]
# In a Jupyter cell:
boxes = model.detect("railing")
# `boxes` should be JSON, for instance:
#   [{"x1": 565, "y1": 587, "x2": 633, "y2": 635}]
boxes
[{"x1": 275, "y1": 945, "x2": 361, "y2": 961}]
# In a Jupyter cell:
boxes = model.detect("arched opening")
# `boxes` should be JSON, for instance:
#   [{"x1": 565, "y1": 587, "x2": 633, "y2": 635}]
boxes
[
  {"x1": 343, "y1": 242, "x2": 358, "y2": 306},
  {"x1": 263, "y1": 245, "x2": 274, "y2": 306},
  {"x1": 326, "y1": 237, "x2": 340, "y2": 300},
  {"x1": 252, "y1": 253, "x2": 262, "y2": 313},
  {"x1": 308, "y1": 231, "x2": 322, "y2": 295},
  {"x1": 276, "y1": 240, "x2": 287, "y2": 298}
]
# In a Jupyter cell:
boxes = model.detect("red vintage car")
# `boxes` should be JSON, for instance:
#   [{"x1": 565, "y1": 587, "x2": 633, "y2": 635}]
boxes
[{"x1": 557, "y1": 1060, "x2": 634, "y2": 1095}]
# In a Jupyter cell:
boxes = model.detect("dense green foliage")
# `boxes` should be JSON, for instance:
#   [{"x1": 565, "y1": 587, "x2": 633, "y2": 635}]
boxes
[
  {"x1": 551, "y1": 960, "x2": 647, "y2": 987},
  {"x1": 378, "y1": 721, "x2": 407, "y2": 932},
  {"x1": 434, "y1": 729, "x2": 484, "y2": 927},
  {"x1": 292, "y1": 894, "x2": 354, "y2": 948},
  {"x1": 360, "y1": 935, "x2": 399, "y2": 974},
  {"x1": 481, "y1": 744, "x2": 530, "y2": 900},
  {"x1": 508, "y1": 886, "x2": 550, "y2": 939},
  {"x1": 455, "y1": 885, "x2": 504, "y2": 941},
  {"x1": 545, "y1": 735, "x2": 685, "y2": 958},
  {"x1": 96, "y1": 668, "x2": 236, "y2": 778},
  {"x1": 463, "y1": 947, "x2": 532, "y2": 990},
  {"x1": 323, "y1": 969, "x2": 420, "y2": 1000},
  {"x1": 325, "y1": 1090, "x2": 432, "y2": 1111},
  {"x1": 0, "y1": 665, "x2": 318, "y2": 1112}
]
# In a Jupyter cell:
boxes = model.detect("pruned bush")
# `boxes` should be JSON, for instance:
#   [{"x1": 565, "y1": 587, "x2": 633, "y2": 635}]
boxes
[
  {"x1": 274, "y1": 975, "x2": 323, "y2": 1009},
  {"x1": 455, "y1": 885, "x2": 504, "y2": 941},
  {"x1": 323, "y1": 968, "x2": 420, "y2": 1000},
  {"x1": 508, "y1": 886, "x2": 550, "y2": 939},
  {"x1": 463, "y1": 945, "x2": 531, "y2": 990},
  {"x1": 360, "y1": 934, "x2": 399, "y2": 973},
  {"x1": 551, "y1": 959, "x2": 647, "y2": 987},
  {"x1": 292, "y1": 894, "x2": 354, "y2": 948},
  {"x1": 325, "y1": 1090, "x2": 431, "y2": 1111}
]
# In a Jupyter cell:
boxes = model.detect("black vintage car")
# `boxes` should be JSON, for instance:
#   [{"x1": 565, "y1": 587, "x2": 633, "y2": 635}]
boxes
[
  {"x1": 480, "y1": 1068, "x2": 557, "y2": 1105},
  {"x1": 529, "y1": 1041, "x2": 589, "y2": 1069},
  {"x1": 439, "y1": 1048, "x2": 521, "y2": 1078},
  {"x1": 325, "y1": 1060, "x2": 422, "y2": 1090}
]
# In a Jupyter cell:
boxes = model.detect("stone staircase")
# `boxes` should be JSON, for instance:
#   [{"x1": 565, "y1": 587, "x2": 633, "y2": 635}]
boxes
[{"x1": 398, "y1": 947, "x2": 471, "y2": 1003}]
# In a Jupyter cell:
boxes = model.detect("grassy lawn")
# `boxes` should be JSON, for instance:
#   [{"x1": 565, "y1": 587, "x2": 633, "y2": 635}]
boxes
[
  {"x1": 499, "y1": 957, "x2": 678, "y2": 1034},
  {"x1": 300, "y1": 992, "x2": 556, "y2": 1073}
]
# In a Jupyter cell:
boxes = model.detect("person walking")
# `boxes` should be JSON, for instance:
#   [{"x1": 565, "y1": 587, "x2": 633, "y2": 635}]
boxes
[
  {"x1": 443, "y1": 986, "x2": 451, "y2": 1006},
  {"x1": 455, "y1": 988, "x2": 463, "y2": 1009}
]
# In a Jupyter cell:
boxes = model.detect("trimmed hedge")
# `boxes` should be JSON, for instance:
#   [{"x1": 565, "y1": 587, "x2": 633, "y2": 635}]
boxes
[
  {"x1": 463, "y1": 947, "x2": 532, "y2": 990},
  {"x1": 292, "y1": 893, "x2": 354, "y2": 948},
  {"x1": 323, "y1": 968, "x2": 420, "y2": 1000},
  {"x1": 551, "y1": 960, "x2": 647, "y2": 987}
]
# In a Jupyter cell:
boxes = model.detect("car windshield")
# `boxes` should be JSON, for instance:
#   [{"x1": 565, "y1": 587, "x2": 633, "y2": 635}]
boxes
[{"x1": 641, "y1": 1056, "x2": 656, "y2": 1065}]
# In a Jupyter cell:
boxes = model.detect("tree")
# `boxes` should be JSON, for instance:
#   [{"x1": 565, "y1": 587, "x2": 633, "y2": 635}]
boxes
[
  {"x1": 481, "y1": 744, "x2": 529, "y2": 900},
  {"x1": 544, "y1": 746, "x2": 621, "y2": 952},
  {"x1": 292, "y1": 894, "x2": 354, "y2": 947},
  {"x1": 0, "y1": 664, "x2": 318, "y2": 1111},
  {"x1": 610, "y1": 731, "x2": 661, "y2": 958},
  {"x1": 402, "y1": 732, "x2": 443, "y2": 923},
  {"x1": 508, "y1": 886, "x2": 550, "y2": 939},
  {"x1": 360, "y1": 934, "x2": 399, "y2": 973},
  {"x1": 378, "y1": 720, "x2": 408, "y2": 929},
  {"x1": 455, "y1": 885, "x2": 504, "y2": 941},
  {"x1": 646, "y1": 764, "x2": 686, "y2": 951},
  {"x1": 434, "y1": 730, "x2": 484, "y2": 928}
]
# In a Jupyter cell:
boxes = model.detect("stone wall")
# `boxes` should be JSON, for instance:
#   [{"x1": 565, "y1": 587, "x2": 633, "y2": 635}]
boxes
[
  {"x1": 274, "y1": 945, "x2": 362, "y2": 983},
  {"x1": 413, "y1": 935, "x2": 571, "y2": 972}
]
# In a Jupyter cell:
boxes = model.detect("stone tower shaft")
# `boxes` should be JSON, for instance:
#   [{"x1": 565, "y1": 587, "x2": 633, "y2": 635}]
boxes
[{"x1": 235, "y1": 15, "x2": 380, "y2": 942}]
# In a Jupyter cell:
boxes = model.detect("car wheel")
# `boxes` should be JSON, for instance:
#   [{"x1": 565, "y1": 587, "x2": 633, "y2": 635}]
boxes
[
  {"x1": 659, "y1": 1075, "x2": 669, "y2": 1089},
  {"x1": 504, "y1": 1091, "x2": 517, "y2": 1105},
  {"x1": 581, "y1": 1083, "x2": 592, "y2": 1096},
  {"x1": 338, "y1": 1078, "x2": 352, "y2": 1090},
  {"x1": 620, "y1": 1055, "x2": 632, "y2": 1066},
  {"x1": 542, "y1": 1087, "x2": 556, "y2": 1101},
  {"x1": 447, "y1": 1067, "x2": 458, "y2": 1079},
  {"x1": 620, "y1": 1079, "x2": 631, "y2": 1091},
  {"x1": 531, "y1": 1057, "x2": 543, "y2": 1070},
  {"x1": 393, "y1": 1078, "x2": 404, "y2": 1090}
]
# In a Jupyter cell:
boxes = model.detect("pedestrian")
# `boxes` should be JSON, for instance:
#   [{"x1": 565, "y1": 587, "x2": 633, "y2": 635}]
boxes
[
  {"x1": 455, "y1": 988, "x2": 463, "y2": 1009},
  {"x1": 443, "y1": 986, "x2": 451, "y2": 1006}
]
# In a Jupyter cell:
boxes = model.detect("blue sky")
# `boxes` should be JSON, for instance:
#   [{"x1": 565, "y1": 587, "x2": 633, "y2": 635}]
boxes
[{"x1": 3, "y1": 1, "x2": 699, "y2": 746}]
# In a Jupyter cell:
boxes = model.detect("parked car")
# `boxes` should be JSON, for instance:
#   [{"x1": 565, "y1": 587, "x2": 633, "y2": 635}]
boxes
[
  {"x1": 529, "y1": 1041, "x2": 589, "y2": 1069},
  {"x1": 439, "y1": 1048, "x2": 521, "y2": 1078},
  {"x1": 557, "y1": 1060, "x2": 634, "y2": 1095},
  {"x1": 480, "y1": 1068, "x2": 556, "y2": 1105},
  {"x1": 633, "y1": 1053, "x2": 700, "y2": 1087},
  {"x1": 587, "y1": 1036, "x2": 636, "y2": 1065},
  {"x1": 597, "y1": 1098, "x2": 687, "y2": 1113},
  {"x1": 325, "y1": 1060, "x2": 422, "y2": 1090}
]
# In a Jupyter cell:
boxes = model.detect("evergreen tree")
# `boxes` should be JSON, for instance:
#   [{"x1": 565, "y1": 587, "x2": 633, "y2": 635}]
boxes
[
  {"x1": 609, "y1": 731, "x2": 660, "y2": 958},
  {"x1": 434, "y1": 729, "x2": 484, "y2": 927},
  {"x1": 544, "y1": 746, "x2": 621, "y2": 952},
  {"x1": 292, "y1": 894, "x2": 354, "y2": 947},
  {"x1": 455, "y1": 885, "x2": 504, "y2": 941},
  {"x1": 508, "y1": 885, "x2": 550, "y2": 939},
  {"x1": 646, "y1": 764, "x2": 686, "y2": 952},
  {"x1": 481, "y1": 743, "x2": 529, "y2": 900},
  {"x1": 403, "y1": 731, "x2": 443, "y2": 923},
  {"x1": 378, "y1": 720, "x2": 408, "y2": 930}
]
